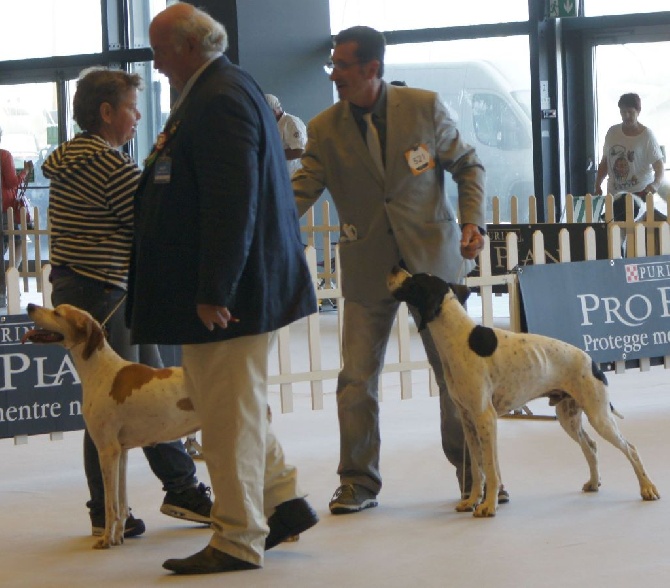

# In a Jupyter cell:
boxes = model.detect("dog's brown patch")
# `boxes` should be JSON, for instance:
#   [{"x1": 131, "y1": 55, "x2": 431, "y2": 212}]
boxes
[
  {"x1": 110, "y1": 365, "x2": 175, "y2": 404},
  {"x1": 176, "y1": 397, "x2": 195, "y2": 411}
]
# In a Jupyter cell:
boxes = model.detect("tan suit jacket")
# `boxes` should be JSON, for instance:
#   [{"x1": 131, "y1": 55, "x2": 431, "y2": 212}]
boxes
[{"x1": 293, "y1": 84, "x2": 485, "y2": 302}]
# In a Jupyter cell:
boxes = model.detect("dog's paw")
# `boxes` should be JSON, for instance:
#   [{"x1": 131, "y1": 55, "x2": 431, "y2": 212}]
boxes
[
  {"x1": 641, "y1": 483, "x2": 660, "y2": 501},
  {"x1": 93, "y1": 537, "x2": 112, "y2": 550},
  {"x1": 473, "y1": 501, "x2": 497, "y2": 518},
  {"x1": 455, "y1": 498, "x2": 477, "y2": 512},
  {"x1": 582, "y1": 480, "x2": 601, "y2": 493}
]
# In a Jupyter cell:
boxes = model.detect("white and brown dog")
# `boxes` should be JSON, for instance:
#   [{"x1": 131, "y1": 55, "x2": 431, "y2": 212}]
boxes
[
  {"x1": 387, "y1": 267, "x2": 660, "y2": 517},
  {"x1": 23, "y1": 303, "x2": 200, "y2": 549}
]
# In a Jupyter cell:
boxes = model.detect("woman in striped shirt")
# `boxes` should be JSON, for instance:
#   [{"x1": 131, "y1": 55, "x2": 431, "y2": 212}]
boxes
[{"x1": 42, "y1": 67, "x2": 212, "y2": 539}]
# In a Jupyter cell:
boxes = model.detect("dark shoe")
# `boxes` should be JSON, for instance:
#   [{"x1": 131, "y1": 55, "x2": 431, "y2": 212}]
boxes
[
  {"x1": 265, "y1": 497, "x2": 319, "y2": 550},
  {"x1": 160, "y1": 482, "x2": 212, "y2": 524},
  {"x1": 461, "y1": 484, "x2": 510, "y2": 503},
  {"x1": 329, "y1": 484, "x2": 378, "y2": 515},
  {"x1": 163, "y1": 545, "x2": 260, "y2": 575},
  {"x1": 497, "y1": 485, "x2": 510, "y2": 504},
  {"x1": 90, "y1": 510, "x2": 146, "y2": 538}
]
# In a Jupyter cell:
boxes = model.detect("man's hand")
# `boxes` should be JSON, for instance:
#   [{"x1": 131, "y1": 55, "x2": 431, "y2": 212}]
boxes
[
  {"x1": 460, "y1": 223, "x2": 485, "y2": 260},
  {"x1": 196, "y1": 304, "x2": 236, "y2": 331}
]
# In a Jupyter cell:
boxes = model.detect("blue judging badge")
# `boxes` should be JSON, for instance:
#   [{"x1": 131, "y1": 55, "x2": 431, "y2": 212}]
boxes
[{"x1": 154, "y1": 156, "x2": 172, "y2": 183}]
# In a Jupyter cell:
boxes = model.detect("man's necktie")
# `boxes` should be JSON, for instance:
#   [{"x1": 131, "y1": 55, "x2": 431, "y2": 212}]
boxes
[{"x1": 363, "y1": 112, "x2": 384, "y2": 176}]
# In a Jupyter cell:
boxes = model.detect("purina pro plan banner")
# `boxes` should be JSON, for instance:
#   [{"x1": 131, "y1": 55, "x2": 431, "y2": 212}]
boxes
[{"x1": 518, "y1": 256, "x2": 670, "y2": 364}]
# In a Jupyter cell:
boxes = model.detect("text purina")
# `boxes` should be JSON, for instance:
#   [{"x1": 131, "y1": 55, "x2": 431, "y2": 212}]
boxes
[{"x1": 628, "y1": 262, "x2": 670, "y2": 282}]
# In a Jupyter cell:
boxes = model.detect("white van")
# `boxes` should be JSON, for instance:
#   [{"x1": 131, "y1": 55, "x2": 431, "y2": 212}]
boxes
[{"x1": 384, "y1": 61, "x2": 534, "y2": 222}]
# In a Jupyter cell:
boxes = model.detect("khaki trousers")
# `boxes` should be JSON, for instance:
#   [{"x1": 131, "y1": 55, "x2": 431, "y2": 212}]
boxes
[{"x1": 182, "y1": 332, "x2": 301, "y2": 565}]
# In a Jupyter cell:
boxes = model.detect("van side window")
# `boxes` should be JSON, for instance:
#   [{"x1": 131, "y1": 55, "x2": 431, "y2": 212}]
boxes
[{"x1": 472, "y1": 93, "x2": 530, "y2": 150}]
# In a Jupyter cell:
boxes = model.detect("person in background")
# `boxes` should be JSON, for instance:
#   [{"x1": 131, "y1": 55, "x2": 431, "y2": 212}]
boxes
[
  {"x1": 0, "y1": 126, "x2": 33, "y2": 218},
  {"x1": 594, "y1": 92, "x2": 665, "y2": 221},
  {"x1": 42, "y1": 67, "x2": 212, "y2": 540},
  {"x1": 293, "y1": 25, "x2": 507, "y2": 514},
  {"x1": 1, "y1": 126, "x2": 34, "y2": 255},
  {"x1": 265, "y1": 93, "x2": 307, "y2": 176},
  {"x1": 127, "y1": 3, "x2": 318, "y2": 575}
]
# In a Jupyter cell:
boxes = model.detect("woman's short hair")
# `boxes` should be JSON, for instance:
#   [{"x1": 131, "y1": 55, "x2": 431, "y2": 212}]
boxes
[
  {"x1": 73, "y1": 68, "x2": 143, "y2": 133},
  {"x1": 618, "y1": 93, "x2": 642, "y2": 112},
  {"x1": 171, "y1": 6, "x2": 228, "y2": 57},
  {"x1": 334, "y1": 26, "x2": 386, "y2": 78}
]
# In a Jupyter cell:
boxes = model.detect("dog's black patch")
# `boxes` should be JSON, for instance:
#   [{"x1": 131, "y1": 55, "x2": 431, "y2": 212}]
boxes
[
  {"x1": 468, "y1": 325, "x2": 498, "y2": 357},
  {"x1": 392, "y1": 273, "x2": 451, "y2": 330},
  {"x1": 591, "y1": 360, "x2": 608, "y2": 386}
]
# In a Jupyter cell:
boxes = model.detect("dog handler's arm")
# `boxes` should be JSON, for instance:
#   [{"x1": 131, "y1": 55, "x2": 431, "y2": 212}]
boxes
[
  {"x1": 460, "y1": 223, "x2": 485, "y2": 259},
  {"x1": 196, "y1": 304, "x2": 236, "y2": 331}
]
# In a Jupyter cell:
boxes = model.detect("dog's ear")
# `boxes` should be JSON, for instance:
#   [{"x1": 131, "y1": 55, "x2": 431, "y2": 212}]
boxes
[
  {"x1": 450, "y1": 283, "x2": 471, "y2": 307},
  {"x1": 82, "y1": 319, "x2": 106, "y2": 360}
]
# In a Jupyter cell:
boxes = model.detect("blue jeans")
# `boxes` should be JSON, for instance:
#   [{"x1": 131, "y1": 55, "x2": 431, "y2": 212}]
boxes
[
  {"x1": 336, "y1": 297, "x2": 465, "y2": 495},
  {"x1": 51, "y1": 272, "x2": 197, "y2": 515}
]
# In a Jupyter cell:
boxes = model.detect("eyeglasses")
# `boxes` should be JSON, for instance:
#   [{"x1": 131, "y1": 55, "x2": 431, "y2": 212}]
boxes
[{"x1": 323, "y1": 60, "x2": 365, "y2": 75}]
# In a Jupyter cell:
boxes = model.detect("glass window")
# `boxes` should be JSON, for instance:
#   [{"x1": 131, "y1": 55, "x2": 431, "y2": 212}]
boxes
[
  {"x1": 0, "y1": 82, "x2": 56, "y2": 261},
  {"x1": 384, "y1": 36, "x2": 533, "y2": 222},
  {"x1": 329, "y1": 0, "x2": 528, "y2": 33},
  {"x1": 130, "y1": 0, "x2": 168, "y2": 49},
  {"x1": 0, "y1": 1, "x2": 101, "y2": 60},
  {"x1": 585, "y1": 0, "x2": 669, "y2": 16},
  {"x1": 130, "y1": 61, "x2": 170, "y2": 166},
  {"x1": 473, "y1": 94, "x2": 531, "y2": 150}
]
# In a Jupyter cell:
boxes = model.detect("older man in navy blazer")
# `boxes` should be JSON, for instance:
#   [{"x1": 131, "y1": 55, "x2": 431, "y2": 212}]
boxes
[
  {"x1": 293, "y1": 26, "x2": 507, "y2": 514},
  {"x1": 127, "y1": 3, "x2": 318, "y2": 576}
]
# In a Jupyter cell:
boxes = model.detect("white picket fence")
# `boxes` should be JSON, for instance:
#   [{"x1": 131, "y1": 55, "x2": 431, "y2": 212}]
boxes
[{"x1": 4, "y1": 192, "x2": 669, "y2": 429}]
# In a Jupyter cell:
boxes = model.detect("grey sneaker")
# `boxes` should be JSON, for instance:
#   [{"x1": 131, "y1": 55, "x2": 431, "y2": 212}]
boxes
[{"x1": 329, "y1": 483, "x2": 378, "y2": 514}]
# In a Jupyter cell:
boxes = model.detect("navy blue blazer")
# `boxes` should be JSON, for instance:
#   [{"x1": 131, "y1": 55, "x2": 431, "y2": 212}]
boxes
[{"x1": 127, "y1": 55, "x2": 316, "y2": 344}]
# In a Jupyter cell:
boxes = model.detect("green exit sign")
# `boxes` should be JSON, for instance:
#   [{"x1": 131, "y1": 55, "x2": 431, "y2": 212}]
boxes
[{"x1": 549, "y1": 0, "x2": 579, "y2": 18}]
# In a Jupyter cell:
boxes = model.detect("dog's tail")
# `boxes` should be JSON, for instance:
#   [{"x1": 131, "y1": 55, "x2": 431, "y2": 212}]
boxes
[{"x1": 610, "y1": 402, "x2": 624, "y2": 419}]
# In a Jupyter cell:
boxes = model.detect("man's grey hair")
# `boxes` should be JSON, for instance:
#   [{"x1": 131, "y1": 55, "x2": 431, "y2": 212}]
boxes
[{"x1": 172, "y1": 4, "x2": 228, "y2": 57}]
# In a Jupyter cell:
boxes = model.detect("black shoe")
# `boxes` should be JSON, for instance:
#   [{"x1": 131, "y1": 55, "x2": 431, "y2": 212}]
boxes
[
  {"x1": 160, "y1": 482, "x2": 212, "y2": 524},
  {"x1": 265, "y1": 497, "x2": 319, "y2": 550},
  {"x1": 90, "y1": 510, "x2": 146, "y2": 538},
  {"x1": 328, "y1": 484, "x2": 378, "y2": 514},
  {"x1": 163, "y1": 545, "x2": 260, "y2": 575}
]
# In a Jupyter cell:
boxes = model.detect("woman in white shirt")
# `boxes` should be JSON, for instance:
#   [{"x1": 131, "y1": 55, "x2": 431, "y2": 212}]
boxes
[{"x1": 594, "y1": 92, "x2": 665, "y2": 220}]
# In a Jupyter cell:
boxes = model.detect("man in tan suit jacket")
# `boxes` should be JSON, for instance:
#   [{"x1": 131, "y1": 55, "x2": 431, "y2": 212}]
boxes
[{"x1": 293, "y1": 25, "x2": 506, "y2": 514}]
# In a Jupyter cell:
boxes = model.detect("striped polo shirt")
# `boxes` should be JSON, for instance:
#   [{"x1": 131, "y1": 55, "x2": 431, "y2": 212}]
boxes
[{"x1": 42, "y1": 133, "x2": 140, "y2": 290}]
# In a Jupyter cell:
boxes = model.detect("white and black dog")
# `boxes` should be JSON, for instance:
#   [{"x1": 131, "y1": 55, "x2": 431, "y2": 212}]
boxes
[{"x1": 387, "y1": 267, "x2": 660, "y2": 517}]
